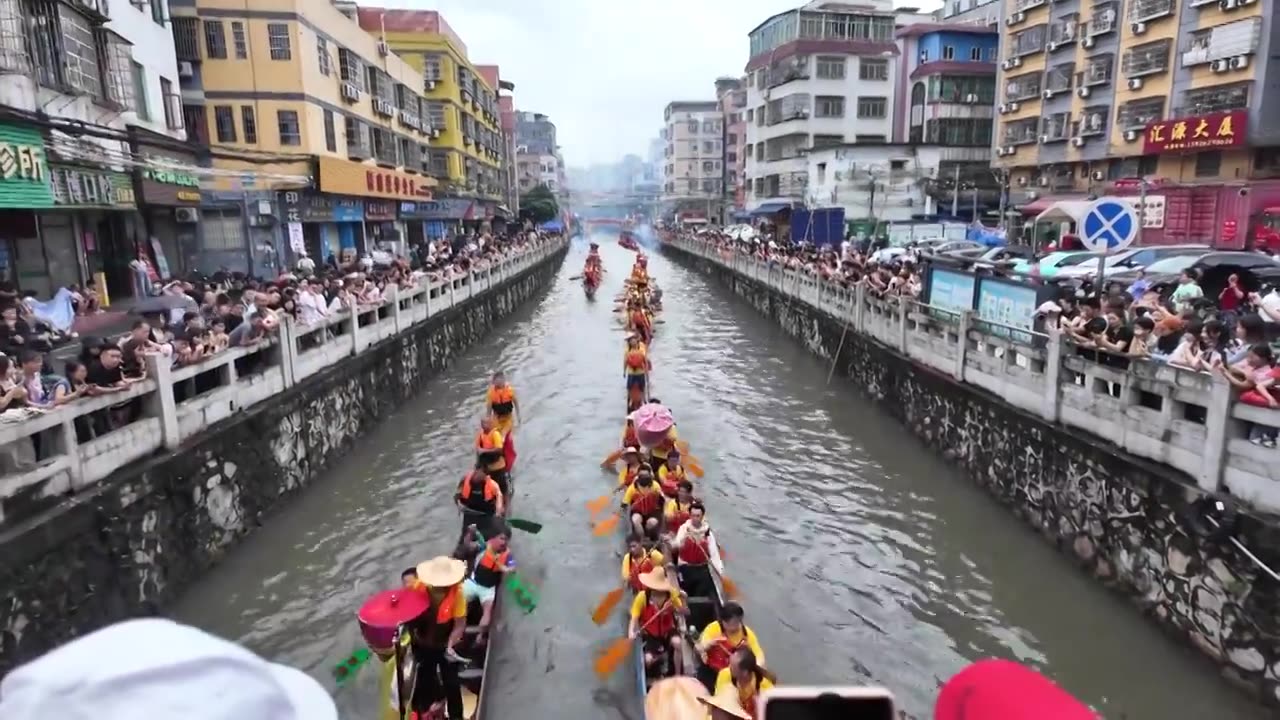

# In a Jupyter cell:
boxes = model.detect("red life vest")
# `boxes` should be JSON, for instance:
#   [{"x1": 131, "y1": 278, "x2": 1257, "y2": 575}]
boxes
[
  {"x1": 627, "y1": 551, "x2": 658, "y2": 592},
  {"x1": 625, "y1": 349, "x2": 647, "y2": 370},
  {"x1": 631, "y1": 310, "x2": 648, "y2": 329},
  {"x1": 638, "y1": 595, "x2": 676, "y2": 638},
  {"x1": 630, "y1": 486, "x2": 662, "y2": 515},
  {"x1": 705, "y1": 628, "x2": 750, "y2": 671},
  {"x1": 622, "y1": 425, "x2": 639, "y2": 448},
  {"x1": 666, "y1": 500, "x2": 692, "y2": 533},
  {"x1": 678, "y1": 528, "x2": 712, "y2": 565}
]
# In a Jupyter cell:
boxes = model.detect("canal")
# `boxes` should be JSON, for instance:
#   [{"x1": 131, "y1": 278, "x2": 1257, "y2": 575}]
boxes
[{"x1": 172, "y1": 239, "x2": 1266, "y2": 720}]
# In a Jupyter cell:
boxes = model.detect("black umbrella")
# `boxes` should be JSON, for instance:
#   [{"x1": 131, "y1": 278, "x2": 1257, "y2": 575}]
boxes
[{"x1": 129, "y1": 294, "x2": 197, "y2": 315}]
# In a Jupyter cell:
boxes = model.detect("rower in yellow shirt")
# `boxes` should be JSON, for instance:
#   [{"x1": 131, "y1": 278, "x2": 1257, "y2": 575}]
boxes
[
  {"x1": 621, "y1": 536, "x2": 664, "y2": 593},
  {"x1": 713, "y1": 647, "x2": 774, "y2": 720},
  {"x1": 616, "y1": 447, "x2": 643, "y2": 490},
  {"x1": 697, "y1": 602, "x2": 766, "y2": 686},
  {"x1": 657, "y1": 452, "x2": 686, "y2": 498},
  {"x1": 475, "y1": 415, "x2": 509, "y2": 496},
  {"x1": 649, "y1": 423, "x2": 679, "y2": 475}
]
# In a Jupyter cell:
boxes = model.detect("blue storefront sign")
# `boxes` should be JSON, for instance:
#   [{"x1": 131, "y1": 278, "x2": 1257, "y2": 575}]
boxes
[
  {"x1": 925, "y1": 267, "x2": 977, "y2": 318},
  {"x1": 279, "y1": 191, "x2": 365, "y2": 223},
  {"x1": 416, "y1": 198, "x2": 475, "y2": 220},
  {"x1": 975, "y1": 276, "x2": 1041, "y2": 344}
]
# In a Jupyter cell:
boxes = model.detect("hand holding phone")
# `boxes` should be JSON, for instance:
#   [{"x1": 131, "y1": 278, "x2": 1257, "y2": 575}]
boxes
[{"x1": 759, "y1": 686, "x2": 895, "y2": 720}]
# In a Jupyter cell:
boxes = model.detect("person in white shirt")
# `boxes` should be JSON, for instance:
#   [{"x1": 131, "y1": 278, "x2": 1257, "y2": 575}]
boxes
[
  {"x1": 671, "y1": 502, "x2": 725, "y2": 600},
  {"x1": 297, "y1": 278, "x2": 329, "y2": 326}
]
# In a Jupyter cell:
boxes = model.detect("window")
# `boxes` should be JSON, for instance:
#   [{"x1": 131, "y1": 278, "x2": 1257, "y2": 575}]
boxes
[
  {"x1": 423, "y1": 53, "x2": 444, "y2": 82},
  {"x1": 267, "y1": 23, "x2": 291, "y2": 60},
  {"x1": 339, "y1": 48, "x2": 364, "y2": 91},
  {"x1": 241, "y1": 105, "x2": 257, "y2": 143},
  {"x1": 426, "y1": 101, "x2": 447, "y2": 130},
  {"x1": 816, "y1": 56, "x2": 845, "y2": 79},
  {"x1": 317, "y1": 36, "x2": 331, "y2": 76},
  {"x1": 149, "y1": 0, "x2": 163, "y2": 25},
  {"x1": 970, "y1": 46, "x2": 982, "y2": 61},
  {"x1": 231, "y1": 21, "x2": 247, "y2": 59},
  {"x1": 986, "y1": 47, "x2": 998, "y2": 61},
  {"x1": 44, "y1": 6, "x2": 103, "y2": 97},
  {"x1": 1194, "y1": 151, "x2": 1221, "y2": 178},
  {"x1": 815, "y1": 96, "x2": 845, "y2": 118},
  {"x1": 204, "y1": 19, "x2": 226, "y2": 59},
  {"x1": 277, "y1": 109, "x2": 301, "y2": 145},
  {"x1": 746, "y1": 108, "x2": 754, "y2": 122},
  {"x1": 160, "y1": 78, "x2": 177, "y2": 129},
  {"x1": 857, "y1": 97, "x2": 887, "y2": 118},
  {"x1": 323, "y1": 109, "x2": 336, "y2": 151},
  {"x1": 860, "y1": 58, "x2": 888, "y2": 81},
  {"x1": 214, "y1": 105, "x2": 236, "y2": 142},
  {"x1": 202, "y1": 208, "x2": 245, "y2": 251},
  {"x1": 943, "y1": 45, "x2": 955, "y2": 60},
  {"x1": 130, "y1": 61, "x2": 149, "y2": 120},
  {"x1": 687, "y1": 120, "x2": 698, "y2": 133},
  {"x1": 816, "y1": 161, "x2": 827, "y2": 185},
  {"x1": 345, "y1": 116, "x2": 371, "y2": 158}
]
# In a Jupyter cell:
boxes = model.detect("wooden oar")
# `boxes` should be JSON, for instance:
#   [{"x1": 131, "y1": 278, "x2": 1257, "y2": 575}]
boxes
[
  {"x1": 601, "y1": 448, "x2": 624, "y2": 467},
  {"x1": 592, "y1": 511, "x2": 621, "y2": 536},
  {"x1": 586, "y1": 494, "x2": 612, "y2": 516},
  {"x1": 684, "y1": 456, "x2": 705, "y2": 478},
  {"x1": 590, "y1": 586, "x2": 626, "y2": 625},
  {"x1": 676, "y1": 440, "x2": 691, "y2": 454}
]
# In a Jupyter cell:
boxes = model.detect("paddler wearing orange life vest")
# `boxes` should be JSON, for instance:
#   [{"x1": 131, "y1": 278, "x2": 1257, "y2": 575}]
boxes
[
  {"x1": 621, "y1": 536, "x2": 665, "y2": 593},
  {"x1": 485, "y1": 371, "x2": 520, "y2": 435},
  {"x1": 407, "y1": 556, "x2": 470, "y2": 720},
  {"x1": 627, "y1": 300, "x2": 653, "y2": 345},
  {"x1": 624, "y1": 333, "x2": 650, "y2": 401},
  {"x1": 657, "y1": 451, "x2": 686, "y2": 498},
  {"x1": 714, "y1": 647, "x2": 776, "y2": 720},
  {"x1": 462, "y1": 522, "x2": 514, "y2": 644},
  {"x1": 475, "y1": 415, "x2": 510, "y2": 496},
  {"x1": 456, "y1": 459, "x2": 505, "y2": 538},
  {"x1": 672, "y1": 502, "x2": 723, "y2": 598},
  {"x1": 664, "y1": 480, "x2": 696, "y2": 533},
  {"x1": 696, "y1": 602, "x2": 766, "y2": 691},
  {"x1": 628, "y1": 565, "x2": 689, "y2": 677},
  {"x1": 623, "y1": 468, "x2": 665, "y2": 539}
]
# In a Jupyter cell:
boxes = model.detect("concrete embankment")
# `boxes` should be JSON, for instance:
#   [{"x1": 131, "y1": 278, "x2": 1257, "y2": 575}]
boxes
[
  {"x1": 664, "y1": 241, "x2": 1280, "y2": 707},
  {"x1": 0, "y1": 245, "x2": 567, "y2": 674}
]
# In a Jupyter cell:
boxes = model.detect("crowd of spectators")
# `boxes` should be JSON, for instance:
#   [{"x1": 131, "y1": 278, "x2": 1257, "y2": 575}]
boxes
[
  {"x1": 683, "y1": 226, "x2": 1280, "y2": 445},
  {"x1": 0, "y1": 228, "x2": 552, "y2": 467}
]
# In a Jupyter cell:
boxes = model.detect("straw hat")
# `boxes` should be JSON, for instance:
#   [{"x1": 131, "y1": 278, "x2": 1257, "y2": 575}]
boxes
[
  {"x1": 698, "y1": 688, "x2": 752, "y2": 719},
  {"x1": 623, "y1": 446, "x2": 639, "y2": 455},
  {"x1": 638, "y1": 565, "x2": 677, "y2": 593},
  {"x1": 415, "y1": 556, "x2": 466, "y2": 587}
]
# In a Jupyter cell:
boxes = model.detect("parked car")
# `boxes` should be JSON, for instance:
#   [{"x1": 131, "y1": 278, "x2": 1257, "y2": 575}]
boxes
[
  {"x1": 970, "y1": 244, "x2": 1035, "y2": 271},
  {"x1": 1109, "y1": 251, "x2": 1280, "y2": 297},
  {"x1": 924, "y1": 240, "x2": 986, "y2": 257},
  {"x1": 1053, "y1": 244, "x2": 1210, "y2": 280},
  {"x1": 1010, "y1": 251, "x2": 1097, "y2": 278}
]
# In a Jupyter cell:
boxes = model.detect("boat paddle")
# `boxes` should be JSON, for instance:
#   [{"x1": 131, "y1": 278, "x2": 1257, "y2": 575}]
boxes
[
  {"x1": 586, "y1": 494, "x2": 614, "y2": 516},
  {"x1": 508, "y1": 517, "x2": 543, "y2": 534},
  {"x1": 683, "y1": 456, "x2": 705, "y2": 478},
  {"x1": 592, "y1": 511, "x2": 621, "y2": 536},
  {"x1": 594, "y1": 603, "x2": 675, "y2": 676},
  {"x1": 331, "y1": 647, "x2": 374, "y2": 686},
  {"x1": 600, "y1": 447, "x2": 624, "y2": 467},
  {"x1": 590, "y1": 585, "x2": 626, "y2": 625}
]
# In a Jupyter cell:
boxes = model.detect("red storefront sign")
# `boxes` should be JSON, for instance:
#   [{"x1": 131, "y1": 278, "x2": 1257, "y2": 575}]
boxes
[{"x1": 1143, "y1": 110, "x2": 1247, "y2": 154}]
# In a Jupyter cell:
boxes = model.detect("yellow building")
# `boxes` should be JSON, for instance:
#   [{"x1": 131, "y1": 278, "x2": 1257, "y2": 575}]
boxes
[
  {"x1": 354, "y1": 7, "x2": 506, "y2": 205},
  {"x1": 177, "y1": 0, "x2": 440, "y2": 260},
  {"x1": 992, "y1": 0, "x2": 1276, "y2": 243}
]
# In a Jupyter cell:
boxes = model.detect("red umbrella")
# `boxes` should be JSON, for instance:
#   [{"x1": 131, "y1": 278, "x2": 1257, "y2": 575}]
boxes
[{"x1": 357, "y1": 588, "x2": 429, "y2": 654}]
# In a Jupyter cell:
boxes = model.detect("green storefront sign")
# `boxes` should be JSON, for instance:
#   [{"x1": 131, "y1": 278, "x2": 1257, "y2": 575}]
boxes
[
  {"x1": 0, "y1": 122, "x2": 52, "y2": 209},
  {"x1": 143, "y1": 168, "x2": 199, "y2": 187}
]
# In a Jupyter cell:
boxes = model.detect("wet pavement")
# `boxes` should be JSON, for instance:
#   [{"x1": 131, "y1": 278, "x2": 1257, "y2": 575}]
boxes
[{"x1": 171, "y1": 238, "x2": 1268, "y2": 720}]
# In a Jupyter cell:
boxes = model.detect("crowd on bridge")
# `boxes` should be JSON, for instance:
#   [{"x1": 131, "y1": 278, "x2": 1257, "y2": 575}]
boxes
[
  {"x1": 0, "y1": 227, "x2": 557, "y2": 472},
  {"x1": 684, "y1": 226, "x2": 1280, "y2": 446}
]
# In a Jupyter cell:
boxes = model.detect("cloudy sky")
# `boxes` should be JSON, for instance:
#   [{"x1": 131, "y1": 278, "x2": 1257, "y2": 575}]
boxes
[{"x1": 376, "y1": 0, "x2": 801, "y2": 167}]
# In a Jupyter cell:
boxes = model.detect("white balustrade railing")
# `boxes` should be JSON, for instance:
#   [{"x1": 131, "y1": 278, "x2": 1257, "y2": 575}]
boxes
[
  {"x1": 674, "y1": 238, "x2": 1280, "y2": 514},
  {"x1": 0, "y1": 240, "x2": 566, "y2": 526}
]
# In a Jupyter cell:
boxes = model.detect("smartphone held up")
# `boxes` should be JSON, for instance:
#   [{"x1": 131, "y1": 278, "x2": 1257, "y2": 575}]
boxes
[{"x1": 759, "y1": 686, "x2": 895, "y2": 720}]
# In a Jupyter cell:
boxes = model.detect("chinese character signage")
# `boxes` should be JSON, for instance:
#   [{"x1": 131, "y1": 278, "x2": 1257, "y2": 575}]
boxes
[
  {"x1": 49, "y1": 165, "x2": 135, "y2": 209},
  {"x1": 1143, "y1": 110, "x2": 1247, "y2": 154},
  {"x1": 365, "y1": 200, "x2": 396, "y2": 221},
  {"x1": 317, "y1": 157, "x2": 436, "y2": 202},
  {"x1": 0, "y1": 121, "x2": 52, "y2": 209},
  {"x1": 279, "y1": 190, "x2": 365, "y2": 223}
]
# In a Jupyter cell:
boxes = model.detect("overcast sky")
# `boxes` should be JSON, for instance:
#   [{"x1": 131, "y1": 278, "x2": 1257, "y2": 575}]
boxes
[{"x1": 376, "y1": 0, "x2": 803, "y2": 167}]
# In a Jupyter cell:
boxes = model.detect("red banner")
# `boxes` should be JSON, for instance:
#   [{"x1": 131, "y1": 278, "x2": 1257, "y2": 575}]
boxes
[{"x1": 1143, "y1": 110, "x2": 1247, "y2": 154}]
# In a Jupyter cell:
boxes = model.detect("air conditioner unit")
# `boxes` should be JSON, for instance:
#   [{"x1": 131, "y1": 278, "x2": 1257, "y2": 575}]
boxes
[
  {"x1": 1039, "y1": 134, "x2": 1050, "y2": 143},
  {"x1": 1082, "y1": 37, "x2": 1095, "y2": 49},
  {"x1": 1211, "y1": 59, "x2": 1230, "y2": 73},
  {"x1": 1043, "y1": 89, "x2": 1055, "y2": 100},
  {"x1": 1219, "y1": 0, "x2": 1238, "y2": 8},
  {"x1": 1131, "y1": 21, "x2": 1147, "y2": 34},
  {"x1": 175, "y1": 207, "x2": 199, "y2": 223},
  {"x1": 426, "y1": 80, "x2": 437, "y2": 90},
  {"x1": 1239, "y1": 0, "x2": 1256, "y2": 5},
  {"x1": 1004, "y1": 145, "x2": 1015, "y2": 155},
  {"x1": 1072, "y1": 136, "x2": 1086, "y2": 147},
  {"x1": 1038, "y1": 176, "x2": 1050, "y2": 187},
  {"x1": 1231, "y1": 55, "x2": 1250, "y2": 70},
  {"x1": 1092, "y1": 170, "x2": 1105, "y2": 181},
  {"x1": 178, "y1": 61, "x2": 194, "y2": 78},
  {"x1": 1124, "y1": 129, "x2": 1139, "y2": 141},
  {"x1": 965, "y1": 93, "x2": 978, "y2": 103},
  {"x1": 998, "y1": 103, "x2": 1009, "y2": 113},
  {"x1": 1017, "y1": 176, "x2": 1028, "y2": 186},
  {"x1": 1128, "y1": 77, "x2": 1144, "y2": 90},
  {"x1": 1047, "y1": 41, "x2": 1059, "y2": 52},
  {"x1": 1010, "y1": 56, "x2": 1022, "y2": 68},
  {"x1": 377, "y1": 40, "x2": 389, "y2": 57},
  {"x1": 248, "y1": 214, "x2": 275, "y2": 228},
  {"x1": 1015, "y1": 11, "x2": 1026, "y2": 21},
  {"x1": 1005, "y1": 14, "x2": 1016, "y2": 25},
  {"x1": 920, "y1": 50, "x2": 929, "y2": 61},
  {"x1": 995, "y1": 147, "x2": 1007, "y2": 156},
  {"x1": 1010, "y1": 101, "x2": 1021, "y2": 112},
  {"x1": 1077, "y1": 86, "x2": 1091, "y2": 98},
  {"x1": 430, "y1": 128, "x2": 441, "y2": 138},
  {"x1": 341, "y1": 82, "x2": 360, "y2": 102}
]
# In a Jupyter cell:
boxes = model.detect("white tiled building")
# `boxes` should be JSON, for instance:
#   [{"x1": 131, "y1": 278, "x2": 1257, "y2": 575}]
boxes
[{"x1": 661, "y1": 100, "x2": 722, "y2": 216}]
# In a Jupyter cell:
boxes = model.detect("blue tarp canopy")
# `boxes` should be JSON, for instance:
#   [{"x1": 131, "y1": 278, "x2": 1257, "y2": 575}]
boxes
[
  {"x1": 540, "y1": 219, "x2": 564, "y2": 232},
  {"x1": 731, "y1": 210, "x2": 752, "y2": 222},
  {"x1": 750, "y1": 201, "x2": 797, "y2": 216}
]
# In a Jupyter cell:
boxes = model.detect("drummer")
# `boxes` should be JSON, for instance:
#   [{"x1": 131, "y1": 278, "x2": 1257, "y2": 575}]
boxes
[{"x1": 408, "y1": 556, "x2": 469, "y2": 720}]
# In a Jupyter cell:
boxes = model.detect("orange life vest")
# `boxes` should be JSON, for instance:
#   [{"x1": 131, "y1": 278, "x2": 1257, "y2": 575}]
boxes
[
  {"x1": 630, "y1": 485, "x2": 662, "y2": 515},
  {"x1": 477, "y1": 430, "x2": 506, "y2": 470},
  {"x1": 625, "y1": 348, "x2": 647, "y2": 370},
  {"x1": 487, "y1": 386, "x2": 515, "y2": 416},
  {"x1": 666, "y1": 500, "x2": 692, "y2": 533},
  {"x1": 413, "y1": 584, "x2": 463, "y2": 647},
  {"x1": 472, "y1": 547, "x2": 510, "y2": 588},
  {"x1": 638, "y1": 595, "x2": 677, "y2": 639},
  {"x1": 678, "y1": 527, "x2": 712, "y2": 565},
  {"x1": 627, "y1": 551, "x2": 658, "y2": 593}
]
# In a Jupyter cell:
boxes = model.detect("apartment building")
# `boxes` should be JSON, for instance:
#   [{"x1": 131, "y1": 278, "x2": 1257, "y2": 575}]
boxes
[
  {"x1": 715, "y1": 76, "x2": 748, "y2": 220},
  {"x1": 497, "y1": 93, "x2": 518, "y2": 217},
  {"x1": 476, "y1": 64, "x2": 516, "y2": 222},
  {"x1": 662, "y1": 100, "x2": 723, "y2": 221},
  {"x1": 0, "y1": 0, "x2": 210, "y2": 295},
  {"x1": 356, "y1": 7, "x2": 505, "y2": 228},
  {"x1": 516, "y1": 111, "x2": 557, "y2": 155},
  {"x1": 742, "y1": 1, "x2": 900, "y2": 213},
  {"x1": 993, "y1": 0, "x2": 1280, "y2": 245},
  {"x1": 516, "y1": 151, "x2": 562, "y2": 195},
  {"x1": 940, "y1": 0, "x2": 1002, "y2": 26}
]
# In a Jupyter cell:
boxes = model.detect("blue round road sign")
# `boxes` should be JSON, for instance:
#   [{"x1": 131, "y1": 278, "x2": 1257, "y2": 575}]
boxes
[{"x1": 1079, "y1": 198, "x2": 1138, "y2": 254}]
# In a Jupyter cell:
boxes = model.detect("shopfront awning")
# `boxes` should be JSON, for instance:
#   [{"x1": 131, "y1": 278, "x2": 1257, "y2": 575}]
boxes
[
  {"x1": 750, "y1": 201, "x2": 798, "y2": 216},
  {"x1": 1033, "y1": 200, "x2": 1093, "y2": 225},
  {"x1": 1019, "y1": 195, "x2": 1086, "y2": 217},
  {"x1": 494, "y1": 204, "x2": 512, "y2": 218}
]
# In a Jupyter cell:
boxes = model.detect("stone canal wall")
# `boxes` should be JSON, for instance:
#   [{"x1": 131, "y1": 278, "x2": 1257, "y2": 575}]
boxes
[
  {"x1": 0, "y1": 242, "x2": 567, "y2": 674},
  {"x1": 665, "y1": 240, "x2": 1280, "y2": 707}
]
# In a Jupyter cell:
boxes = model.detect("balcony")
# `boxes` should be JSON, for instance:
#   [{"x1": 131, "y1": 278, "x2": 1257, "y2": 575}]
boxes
[
  {"x1": 1121, "y1": 39, "x2": 1171, "y2": 79},
  {"x1": 1118, "y1": 97, "x2": 1164, "y2": 130},
  {"x1": 1181, "y1": 17, "x2": 1261, "y2": 69},
  {"x1": 1077, "y1": 55, "x2": 1114, "y2": 90},
  {"x1": 1044, "y1": 64, "x2": 1075, "y2": 97},
  {"x1": 1047, "y1": 17, "x2": 1079, "y2": 51},
  {"x1": 1009, "y1": 25, "x2": 1048, "y2": 58},
  {"x1": 1002, "y1": 118, "x2": 1039, "y2": 145},
  {"x1": 1004, "y1": 72, "x2": 1043, "y2": 103},
  {"x1": 1076, "y1": 106, "x2": 1109, "y2": 136},
  {"x1": 172, "y1": 18, "x2": 200, "y2": 62},
  {"x1": 1128, "y1": 0, "x2": 1173, "y2": 25},
  {"x1": 1040, "y1": 112, "x2": 1071, "y2": 142},
  {"x1": 1083, "y1": 4, "x2": 1117, "y2": 42},
  {"x1": 1175, "y1": 83, "x2": 1249, "y2": 117}
]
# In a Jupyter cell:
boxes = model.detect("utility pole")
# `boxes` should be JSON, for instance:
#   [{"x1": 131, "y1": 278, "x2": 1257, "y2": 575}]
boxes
[{"x1": 950, "y1": 163, "x2": 960, "y2": 218}]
